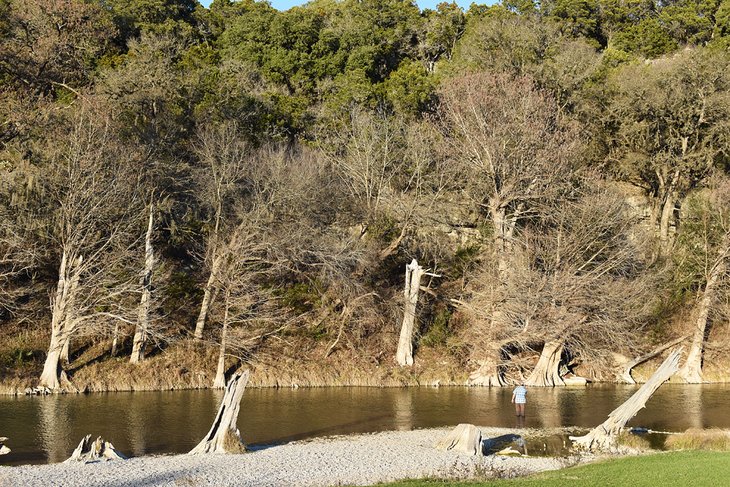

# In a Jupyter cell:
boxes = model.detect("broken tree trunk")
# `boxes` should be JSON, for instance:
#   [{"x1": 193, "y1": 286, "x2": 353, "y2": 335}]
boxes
[
  {"x1": 616, "y1": 335, "x2": 687, "y2": 384},
  {"x1": 525, "y1": 339, "x2": 565, "y2": 387},
  {"x1": 131, "y1": 206, "x2": 155, "y2": 364},
  {"x1": 396, "y1": 259, "x2": 425, "y2": 366},
  {"x1": 678, "y1": 234, "x2": 728, "y2": 383},
  {"x1": 434, "y1": 424, "x2": 482, "y2": 455},
  {"x1": 0, "y1": 437, "x2": 9, "y2": 455},
  {"x1": 64, "y1": 435, "x2": 126, "y2": 463},
  {"x1": 570, "y1": 348, "x2": 682, "y2": 451},
  {"x1": 190, "y1": 369, "x2": 249, "y2": 454},
  {"x1": 213, "y1": 290, "x2": 231, "y2": 389}
]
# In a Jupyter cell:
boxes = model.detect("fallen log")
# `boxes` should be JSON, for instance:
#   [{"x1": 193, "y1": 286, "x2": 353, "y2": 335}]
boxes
[
  {"x1": 189, "y1": 369, "x2": 249, "y2": 454},
  {"x1": 0, "y1": 437, "x2": 9, "y2": 455},
  {"x1": 64, "y1": 435, "x2": 126, "y2": 463},
  {"x1": 434, "y1": 423, "x2": 482, "y2": 455},
  {"x1": 570, "y1": 348, "x2": 682, "y2": 451}
]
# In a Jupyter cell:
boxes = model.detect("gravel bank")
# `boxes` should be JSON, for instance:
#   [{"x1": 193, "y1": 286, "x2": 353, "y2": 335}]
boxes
[{"x1": 0, "y1": 427, "x2": 577, "y2": 487}]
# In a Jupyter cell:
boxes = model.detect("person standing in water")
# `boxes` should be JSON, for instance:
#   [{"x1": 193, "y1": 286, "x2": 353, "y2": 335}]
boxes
[{"x1": 511, "y1": 383, "x2": 527, "y2": 417}]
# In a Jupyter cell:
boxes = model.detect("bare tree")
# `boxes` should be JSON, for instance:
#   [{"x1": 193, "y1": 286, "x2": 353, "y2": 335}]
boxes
[
  {"x1": 520, "y1": 184, "x2": 653, "y2": 386},
  {"x1": 130, "y1": 203, "x2": 155, "y2": 363},
  {"x1": 192, "y1": 122, "x2": 252, "y2": 340},
  {"x1": 436, "y1": 72, "x2": 580, "y2": 385},
  {"x1": 674, "y1": 177, "x2": 730, "y2": 383},
  {"x1": 38, "y1": 108, "x2": 142, "y2": 390},
  {"x1": 321, "y1": 109, "x2": 447, "y2": 265}
]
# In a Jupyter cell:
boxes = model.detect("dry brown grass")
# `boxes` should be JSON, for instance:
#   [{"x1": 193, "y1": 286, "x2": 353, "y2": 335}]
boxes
[
  {"x1": 616, "y1": 432, "x2": 652, "y2": 451},
  {"x1": 665, "y1": 428, "x2": 730, "y2": 451}
]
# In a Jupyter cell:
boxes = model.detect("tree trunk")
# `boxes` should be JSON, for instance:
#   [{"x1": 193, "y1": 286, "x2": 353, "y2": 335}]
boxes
[
  {"x1": 131, "y1": 207, "x2": 155, "y2": 364},
  {"x1": 525, "y1": 339, "x2": 565, "y2": 387},
  {"x1": 214, "y1": 290, "x2": 231, "y2": 389},
  {"x1": 189, "y1": 369, "x2": 249, "y2": 454},
  {"x1": 61, "y1": 336, "x2": 70, "y2": 365},
  {"x1": 434, "y1": 424, "x2": 482, "y2": 455},
  {"x1": 39, "y1": 335, "x2": 63, "y2": 391},
  {"x1": 110, "y1": 322, "x2": 120, "y2": 356},
  {"x1": 467, "y1": 347, "x2": 506, "y2": 386},
  {"x1": 658, "y1": 191, "x2": 677, "y2": 254},
  {"x1": 678, "y1": 235, "x2": 728, "y2": 383},
  {"x1": 40, "y1": 251, "x2": 80, "y2": 390},
  {"x1": 616, "y1": 335, "x2": 687, "y2": 384},
  {"x1": 396, "y1": 259, "x2": 425, "y2": 366},
  {"x1": 570, "y1": 348, "x2": 682, "y2": 451},
  {"x1": 194, "y1": 253, "x2": 222, "y2": 340}
]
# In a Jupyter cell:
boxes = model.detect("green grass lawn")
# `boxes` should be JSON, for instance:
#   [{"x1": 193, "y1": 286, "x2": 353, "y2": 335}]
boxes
[{"x1": 378, "y1": 451, "x2": 730, "y2": 487}]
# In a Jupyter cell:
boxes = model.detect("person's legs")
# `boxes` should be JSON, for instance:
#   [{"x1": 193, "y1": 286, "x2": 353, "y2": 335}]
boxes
[
  {"x1": 516, "y1": 403, "x2": 525, "y2": 417},
  {"x1": 514, "y1": 402, "x2": 521, "y2": 416}
]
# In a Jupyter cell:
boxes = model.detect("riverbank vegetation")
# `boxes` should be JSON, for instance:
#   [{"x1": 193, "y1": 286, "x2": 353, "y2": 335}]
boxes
[{"x1": 1, "y1": 0, "x2": 730, "y2": 392}]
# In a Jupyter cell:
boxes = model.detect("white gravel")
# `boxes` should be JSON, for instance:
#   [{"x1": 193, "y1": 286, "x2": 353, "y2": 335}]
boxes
[{"x1": 0, "y1": 427, "x2": 576, "y2": 487}]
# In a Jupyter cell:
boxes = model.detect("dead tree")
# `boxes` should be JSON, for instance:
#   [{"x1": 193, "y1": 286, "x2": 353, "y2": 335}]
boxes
[
  {"x1": 131, "y1": 205, "x2": 155, "y2": 364},
  {"x1": 570, "y1": 348, "x2": 682, "y2": 450},
  {"x1": 396, "y1": 259, "x2": 437, "y2": 367},
  {"x1": 190, "y1": 369, "x2": 249, "y2": 454},
  {"x1": 64, "y1": 435, "x2": 126, "y2": 462}
]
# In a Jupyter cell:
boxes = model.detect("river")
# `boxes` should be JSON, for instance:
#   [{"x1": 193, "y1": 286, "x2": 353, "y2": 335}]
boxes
[{"x1": 1, "y1": 384, "x2": 728, "y2": 465}]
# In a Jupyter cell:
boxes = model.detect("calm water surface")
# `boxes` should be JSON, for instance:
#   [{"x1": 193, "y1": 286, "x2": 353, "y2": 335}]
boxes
[{"x1": 1, "y1": 384, "x2": 728, "y2": 466}]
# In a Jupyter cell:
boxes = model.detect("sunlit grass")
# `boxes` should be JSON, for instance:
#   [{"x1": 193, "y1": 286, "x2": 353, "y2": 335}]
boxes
[{"x1": 374, "y1": 451, "x2": 730, "y2": 487}]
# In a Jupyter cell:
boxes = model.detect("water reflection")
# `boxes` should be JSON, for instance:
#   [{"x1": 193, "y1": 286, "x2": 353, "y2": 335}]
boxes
[{"x1": 1, "y1": 384, "x2": 729, "y2": 466}]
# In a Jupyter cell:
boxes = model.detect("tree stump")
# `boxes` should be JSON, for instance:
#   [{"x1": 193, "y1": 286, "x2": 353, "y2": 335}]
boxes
[
  {"x1": 570, "y1": 348, "x2": 682, "y2": 451},
  {"x1": 0, "y1": 437, "x2": 9, "y2": 455},
  {"x1": 434, "y1": 424, "x2": 482, "y2": 455},
  {"x1": 64, "y1": 435, "x2": 126, "y2": 463},
  {"x1": 189, "y1": 369, "x2": 250, "y2": 454}
]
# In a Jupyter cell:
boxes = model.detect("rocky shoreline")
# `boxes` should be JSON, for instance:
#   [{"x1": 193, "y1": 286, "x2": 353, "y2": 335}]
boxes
[{"x1": 0, "y1": 427, "x2": 581, "y2": 486}]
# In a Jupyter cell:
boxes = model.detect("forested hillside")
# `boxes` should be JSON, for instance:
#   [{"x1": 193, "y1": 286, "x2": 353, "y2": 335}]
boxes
[{"x1": 1, "y1": 0, "x2": 729, "y2": 392}]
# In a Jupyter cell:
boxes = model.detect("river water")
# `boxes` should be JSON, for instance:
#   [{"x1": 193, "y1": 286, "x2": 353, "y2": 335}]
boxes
[{"x1": 1, "y1": 384, "x2": 728, "y2": 465}]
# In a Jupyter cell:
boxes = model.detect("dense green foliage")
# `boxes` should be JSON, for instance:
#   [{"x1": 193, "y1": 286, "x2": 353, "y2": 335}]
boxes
[{"x1": 1, "y1": 0, "x2": 730, "y2": 388}]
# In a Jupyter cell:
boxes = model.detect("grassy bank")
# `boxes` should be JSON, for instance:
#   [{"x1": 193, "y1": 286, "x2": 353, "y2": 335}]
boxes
[
  {"x1": 0, "y1": 327, "x2": 470, "y2": 394},
  {"x1": 379, "y1": 451, "x2": 730, "y2": 486}
]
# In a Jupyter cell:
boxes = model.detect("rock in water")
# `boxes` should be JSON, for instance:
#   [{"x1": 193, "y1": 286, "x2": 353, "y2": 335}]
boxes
[
  {"x1": 64, "y1": 435, "x2": 126, "y2": 463},
  {"x1": 434, "y1": 424, "x2": 482, "y2": 455}
]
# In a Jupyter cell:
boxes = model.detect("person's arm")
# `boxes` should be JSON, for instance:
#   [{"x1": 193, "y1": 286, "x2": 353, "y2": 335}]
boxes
[{"x1": 511, "y1": 391, "x2": 515, "y2": 403}]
